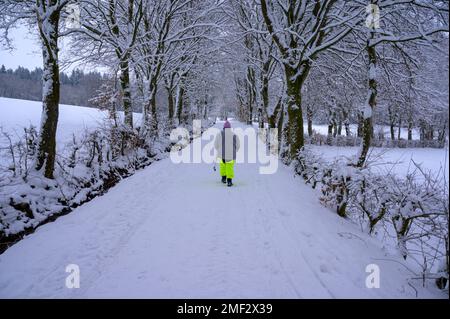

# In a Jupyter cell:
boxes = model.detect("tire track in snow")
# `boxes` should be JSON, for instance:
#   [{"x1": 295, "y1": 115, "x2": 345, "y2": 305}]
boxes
[
  {"x1": 261, "y1": 172, "x2": 338, "y2": 298},
  {"x1": 199, "y1": 165, "x2": 293, "y2": 297},
  {"x1": 201, "y1": 192, "x2": 234, "y2": 297},
  {"x1": 222, "y1": 180, "x2": 278, "y2": 297},
  {"x1": 252, "y1": 179, "x2": 304, "y2": 298},
  {"x1": 72, "y1": 163, "x2": 175, "y2": 297},
  {"x1": 0, "y1": 121, "x2": 441, "y2": 298},
  {"x1": 247, "y1": 163, "x2": 342, "y2": 298},
  {"x1": 256, "y1": 220, "x2": 303, "y2": 297},
  {"x1": 200, "y1": 180, "x2": 259, "y2": 297}
]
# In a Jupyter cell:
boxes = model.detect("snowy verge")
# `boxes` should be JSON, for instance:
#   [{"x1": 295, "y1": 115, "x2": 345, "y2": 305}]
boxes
[
  {"x1": 0, "y1": 118, "x2": 215, "y2": 254},
  {"x1": 291, "y1": 146, "x2": 449, "y2": 291},
  {"x1": 305, "y1": 130, "x2": 444, "y2": 149}
]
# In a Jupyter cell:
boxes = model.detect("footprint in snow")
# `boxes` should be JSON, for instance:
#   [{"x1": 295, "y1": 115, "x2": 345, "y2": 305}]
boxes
[
  {"x1": 278, "y1": 210, "x2": 290, "y2": 217},
  {"x1": 319, "y1": 264, "x2": 330, "y2": 274}
]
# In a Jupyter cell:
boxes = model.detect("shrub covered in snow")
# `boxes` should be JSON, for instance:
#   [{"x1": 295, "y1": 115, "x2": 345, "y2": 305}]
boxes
[
  {"x1": 305, "y1": 132, "x2": 445, "y2": 149},
  {"x1": 0, "y1": 123, "x2": 158, "y2": 251},
  {"x1": 0, "y1": 118, "x2": 215, "y2": 252},
  {"x1": 294, "y1": 146, "x2": 449, "y2": 290}
]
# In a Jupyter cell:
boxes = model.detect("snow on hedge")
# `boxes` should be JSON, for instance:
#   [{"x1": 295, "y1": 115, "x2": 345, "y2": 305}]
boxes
[{"x1": 293, "y1": 146, "x2": 449, "y2": 289}]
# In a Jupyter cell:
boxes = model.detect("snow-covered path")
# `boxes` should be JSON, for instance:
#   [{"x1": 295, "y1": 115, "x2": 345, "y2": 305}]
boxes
[{"x1": 0, "y1": 121, "x2": 440, "y2": 298}]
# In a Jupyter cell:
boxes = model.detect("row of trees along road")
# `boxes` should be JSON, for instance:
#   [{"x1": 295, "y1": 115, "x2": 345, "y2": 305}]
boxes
[
  {"x1": 226, "y1": 0, "x2": 448, "y2": 163},
  {"x1": 0, "y1": 0, "x2": 448, "y2": 179}
]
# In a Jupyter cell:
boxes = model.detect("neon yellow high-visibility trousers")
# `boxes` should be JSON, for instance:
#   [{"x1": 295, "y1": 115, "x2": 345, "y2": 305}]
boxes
[{"x1": 219, "y1": 160, "x2": 235, "y2": 179}]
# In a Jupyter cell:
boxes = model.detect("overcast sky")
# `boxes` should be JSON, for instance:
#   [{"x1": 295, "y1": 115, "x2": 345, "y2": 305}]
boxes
[
  {"x1": 0, "y1": 26, "x2": 42, "y2": 70},
  {"x1": 0, "y1": 25, "x2": 101, "y2": 73}
]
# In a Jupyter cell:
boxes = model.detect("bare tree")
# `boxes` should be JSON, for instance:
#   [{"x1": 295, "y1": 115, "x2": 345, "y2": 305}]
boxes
[
  {"x1": 229, "y1": 0, "x2": 278, "y2": 128},
  {"x1": 258, "y1": 0, "x2": 359, "y2": 159},
  {"x1": 135, "y1": 0, "x2": 224, "y2": 137},
  {"x1": 74, "y1": 0, "x2": 145, "y2": 129},
  {"x1": 355, "y1": 0, "x2": 448, "y2": 167},
  {"x1": 0, "y1": 0, "x2": 76, "y2": 178}
]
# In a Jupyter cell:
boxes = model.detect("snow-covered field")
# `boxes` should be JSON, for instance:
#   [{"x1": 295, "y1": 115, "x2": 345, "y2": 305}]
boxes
[
  {"x1": 1, "y1": 96, "x2": 447, "y2": 180},
  {"x1": 310, "y1": 123, "x2": 421, "y2": 141},
  {"x1": 0, "y1": 120, "x2": 445, "y2": 298},
  {"x1": 0, "y1": 98, "x2": 447, "y2": 298},
  {"x1": 311, "y1": 145, "x2": 449, "y2": 181},
  {"x1": 0, "y1": 97, "x2": 141, "y2": 146}
]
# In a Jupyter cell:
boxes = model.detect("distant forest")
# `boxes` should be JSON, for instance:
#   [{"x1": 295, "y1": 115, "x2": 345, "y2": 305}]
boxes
[{"x1": 0, "y1": 65, "x2": 107, "y2": 107}]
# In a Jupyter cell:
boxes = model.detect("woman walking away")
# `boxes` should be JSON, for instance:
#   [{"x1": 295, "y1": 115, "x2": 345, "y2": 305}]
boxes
[{"x1": 214, "y1": 120, "x2": 240, "y2": 187}]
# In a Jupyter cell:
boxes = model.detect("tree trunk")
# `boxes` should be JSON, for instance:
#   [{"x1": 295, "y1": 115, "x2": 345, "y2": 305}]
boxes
[
  {"x1": 419, "y1": 122, "x2": 425, "y2": 141},
  {"x1": 390, "y1": 124, "x2": 395, "y2": 141},
  {"x1": 408, "y1": 116, "x2": 413, "y2": 141},
  {"x1": 167, "y1": 87, "x2": 174, "y2": 120},
  {"x1": 285, "y1": 65, "x2": 307, "y2": 159},
  {"x1": 337, "y1": 121, "x2": 342, "y2": 136},
  {"x1": 328, "y1": 109, "x2": 335, "y2": 144},
  {"x1": 307, "y1": 105, "x2": 313, "y2": 137},
  {"x1": 141, "y1": 81, "x2": 158, "y2": 138},
  {"x1": 247, "y1": 67, "x2": 255, "y2": 125},
  {"x1": 277, "y1": 104, "x2": 285, "y2": 152},
  {"x1": 438, "y1": 122, "x2": 447, "y2": 147},
  {"x1": 35, "y1": 7, "x2": 61, "y2": 179},
  {"x1": 357, "y1": 114, "x2": 363, "y2": 138},
  {"x1": 328, "y1": 123, "x2": 333, "y2": 136},
  {"x1": 203, "y1": 98, "x2": 208, "y2": 119},
  {"x1": 246, "y1": 84, "x2": 253, "y2": 125},
  {"x1": 150, "y1": 79, "x2": 158, "y2": 133},
  {"x1": 326, "y1": 123, "x2": 333, "y2": 146},
  {"x1": 260, "y1": 73, "x2": 269, "y2": 129},
  {"x1": 388, "y1": 105, "x2": 395, "y2": 140},
  {"x1": 177, "y1": 85, "x2": 185, "y2": 125},
  {"x1": 258, "y1": 107, "x2": 264, "y2": 128},
  {"x1": 268, "y1": 97, "x2": 282, "y2": 129},
  {"x1": 165, "y1": 73, "x2": 176, "y2": 124},
  {"x1": 248, "y1": 86, "x2": 254, "y2": 125},
  {"x1": 343, "y1": 110, "x2": 350, "y2": 137},
  {"x1": 119, "y1": 58, "x2": 133, "y2": 128},
  {"x1": 357, "y1": 39, "x2": 377, "y2": 168}
]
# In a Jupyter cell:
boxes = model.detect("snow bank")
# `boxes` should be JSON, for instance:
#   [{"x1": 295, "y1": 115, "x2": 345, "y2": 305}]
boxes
[
  {"x1": 293, "y1": 146, "x2": 449, "y2": 290},
  {"x1": 310, "y1": 145, "x2": 449, "y2": 181},
  {"x1": 0, "y1": 97, "x2": 142, "y2": 146}
]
